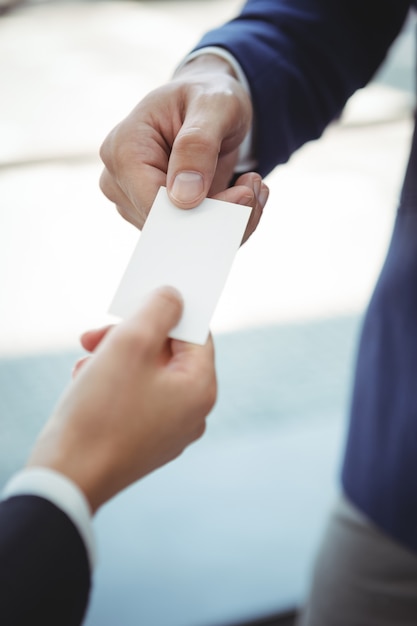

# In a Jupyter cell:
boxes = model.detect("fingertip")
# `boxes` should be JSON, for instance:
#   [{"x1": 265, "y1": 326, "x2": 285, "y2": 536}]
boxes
[
  {"x1": 72, "y1": 356, "x2": 90, "y2": 378},
  {"x1": 152, "y1": 285, "x2": 184, "y2": 310},
  {"x1": 127, "y1": 286, "x2": 185, "y2": 351},
  {"x1": 169, "y1": 172, "x2": 205, "y2": 208},
  {"x1": 79, "y1": 325, "x2": 114, "y2": 352},
  {"x1": 79, "y1": 330, "x2": 94, "y2": 351},
  {"x1": 214, "y1": 184, "x2": 254, "y2": 207},
  {"x1": 258, "y1": 182, "x2": 269, "y2": 209}
]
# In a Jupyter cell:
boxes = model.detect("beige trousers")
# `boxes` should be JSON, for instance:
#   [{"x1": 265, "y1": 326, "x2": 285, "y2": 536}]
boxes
[{"x1": 297, "y1": 494, "x2": 417, "y2": 626}]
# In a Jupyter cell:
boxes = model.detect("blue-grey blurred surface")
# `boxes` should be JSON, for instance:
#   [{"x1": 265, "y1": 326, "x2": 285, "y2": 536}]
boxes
[{"x1": 0, "y1": 315, "x2": 359, "y2": 624}]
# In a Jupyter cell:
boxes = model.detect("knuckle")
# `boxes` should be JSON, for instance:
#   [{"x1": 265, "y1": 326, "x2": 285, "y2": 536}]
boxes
[
  {"x1": 99, "y1": 171, "x2": 116, "y2": 202},
  {"x1": 99, "y1": 127, "x2": 119, "y2": 170},
  {"x1": 114, "y1": 324, "x2": 153, "y2": 360},
  {"x1": 175, "y1": 127, "x2": 217, "y2": 159},
  {"x1": 116, "y1": 203, "x2": 134, "y2": 224},
  {"x1": 99, "y1": 138, "x2": 111, "y2": 168},
  {"x1": 99, "y1": 126, "x2": 133, "y2": 176},
  {"x1": 198, "y1": 375, "x2": 217, "y2": 415},
  {"x1": 193, "y1": 420, "x2": 207, "y2": 442},
  {"x1": 107, "y1": 194, "x2": 143, "y2": 228},
  {"x1": 206, "y1": 378, "x2": 218, "y2": 411}
]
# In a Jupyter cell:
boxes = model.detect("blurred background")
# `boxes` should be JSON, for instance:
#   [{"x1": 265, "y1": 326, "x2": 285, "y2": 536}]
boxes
[{"x1": 0, "y1": 1, "x2": 415, "y2": 625}]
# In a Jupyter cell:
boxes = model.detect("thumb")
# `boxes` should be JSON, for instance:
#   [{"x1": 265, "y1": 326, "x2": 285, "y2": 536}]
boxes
[
  {"x1": 118, "y1": 286, "x2": 184, "y2": 358},
  {"x1": 167, "y1": 126, "x2": 218, "y2": 209},
  {"x1": 166, "y1": 96, "x2": 245, "y2": 208}
]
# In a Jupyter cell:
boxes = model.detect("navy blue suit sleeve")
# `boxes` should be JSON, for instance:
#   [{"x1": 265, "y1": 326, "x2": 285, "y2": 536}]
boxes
[
  {"x1": 194, "y1": 0, "x2": 411, "y2": 176},
  {"x1": 0, "y1": 495, "x2": 91, "y2": 626}
]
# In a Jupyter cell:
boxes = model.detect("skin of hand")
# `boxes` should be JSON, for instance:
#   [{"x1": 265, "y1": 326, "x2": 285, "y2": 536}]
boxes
[
  {"x1": 99, "y1": 53, "x2": 269, "y2": 243},
  {"x1": 26, "y1": 287, "x2": 217, "y2": 514}
]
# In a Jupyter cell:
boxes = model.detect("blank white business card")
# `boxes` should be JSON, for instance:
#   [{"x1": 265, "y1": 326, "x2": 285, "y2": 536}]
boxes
[{"x1": 109, "y1": 187, "x2": 251, "y2": 344}]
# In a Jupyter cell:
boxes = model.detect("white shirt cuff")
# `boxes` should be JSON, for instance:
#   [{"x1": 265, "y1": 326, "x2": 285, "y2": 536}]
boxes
[
  {"x1": 174, "y1": 47, "x2": 257, "y2": 173},
  {"x1": 2, "y1": 467, "x2": 96, "y2": 570}
]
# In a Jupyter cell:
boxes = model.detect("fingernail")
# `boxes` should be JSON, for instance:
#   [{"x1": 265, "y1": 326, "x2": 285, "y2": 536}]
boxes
[
  {"x1": 171, "y1": 172, "x2": 204, "y2": 204},
  {"x1": 254, "y1": 178, "x2": 261, "y2": 199},
  {"x1": 258, "y1": 185, "x2": 269, "y2": 208}
]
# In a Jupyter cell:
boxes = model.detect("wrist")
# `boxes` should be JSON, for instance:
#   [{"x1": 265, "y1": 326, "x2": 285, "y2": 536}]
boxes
[
  {"x1": 175, "y1": 52, "x2": 238, "y2": 79},
  {"x1": 26, "y1": 425, "x2": 108, "y2": 514},
  {"x1": 174, "y1": 49, "x2": 255, "y2": 170},
  {"x1": 173, "y1": 52, "x2": 252, "y2": 132}
]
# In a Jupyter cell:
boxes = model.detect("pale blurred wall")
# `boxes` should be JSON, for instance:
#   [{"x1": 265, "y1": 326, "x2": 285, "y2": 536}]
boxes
[{"x1": 0, "y1": 0, "x2": 414, "y2": 357}]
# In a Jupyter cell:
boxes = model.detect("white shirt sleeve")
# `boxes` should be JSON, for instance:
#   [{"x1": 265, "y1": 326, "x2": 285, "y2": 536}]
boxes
[
  {"x1": 174, "y1": 46, "x2": 257, "y2": 173},
  {"x1": 1, "y1": 467, "x2": 97, "y2": 570}
]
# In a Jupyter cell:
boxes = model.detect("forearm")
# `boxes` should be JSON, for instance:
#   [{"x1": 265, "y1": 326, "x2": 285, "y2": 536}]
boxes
[{"x1": 192, "y1": 0, "x2": 411, "y2": 176}]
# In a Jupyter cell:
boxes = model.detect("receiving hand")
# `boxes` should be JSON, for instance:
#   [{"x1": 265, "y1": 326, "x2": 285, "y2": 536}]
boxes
[{"x1": 27, "y1": 287, "x2": 217, "y2": 513}]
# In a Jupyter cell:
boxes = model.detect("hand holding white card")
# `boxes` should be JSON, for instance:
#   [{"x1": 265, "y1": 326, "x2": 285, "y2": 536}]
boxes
[{"x1": 109, "y1": 187, "x2": 251, "y2": 344}]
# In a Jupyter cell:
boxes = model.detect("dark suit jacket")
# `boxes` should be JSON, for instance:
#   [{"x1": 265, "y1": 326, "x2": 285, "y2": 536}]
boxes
[
  {"x1": 195, "y1": 0, "x2": 417, "y2": 553},
  {"x1": 0, "y1": 495, "x2": 90, "y2": 626},
  {"x1": 196, "y1": 0, "x2": 411, "y2": 177}
]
